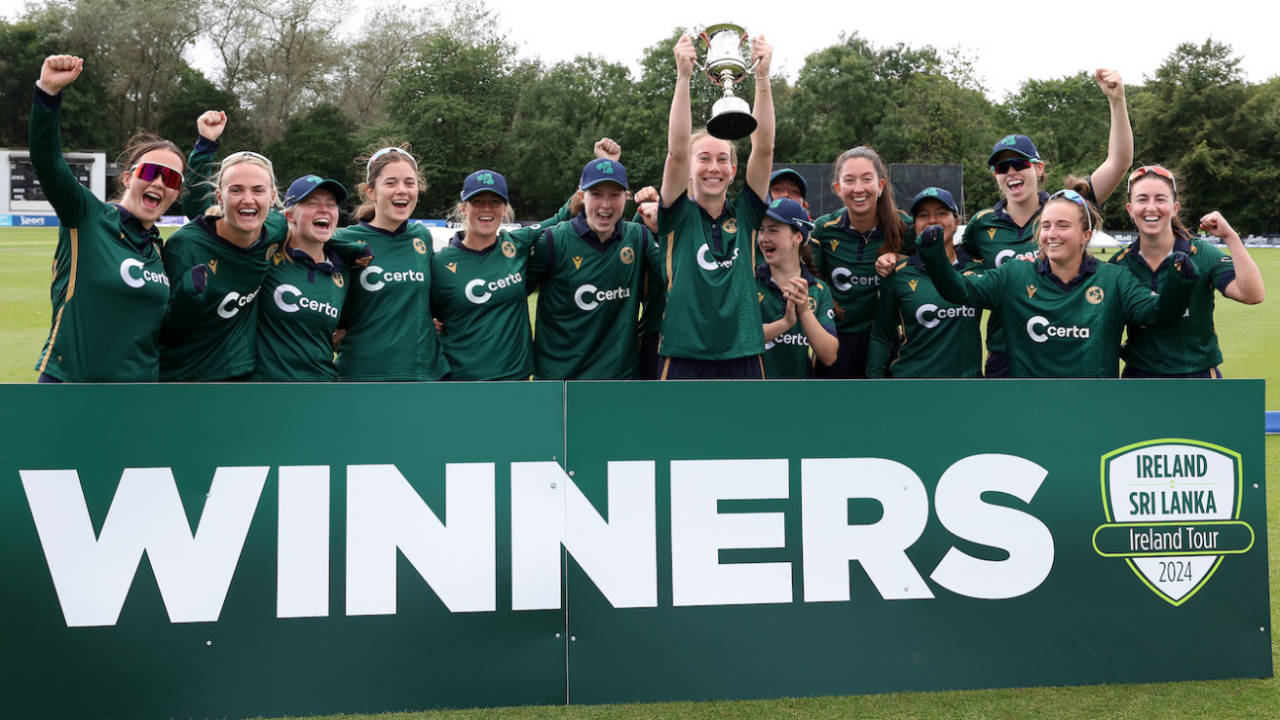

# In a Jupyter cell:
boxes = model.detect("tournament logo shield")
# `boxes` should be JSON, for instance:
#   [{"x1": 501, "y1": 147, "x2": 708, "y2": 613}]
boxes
[{"x1": 1093, "y1": 439, "x2": 1254, "y2": 606}]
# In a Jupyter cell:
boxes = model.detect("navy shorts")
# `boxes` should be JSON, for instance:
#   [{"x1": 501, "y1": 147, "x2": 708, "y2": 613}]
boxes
[{"x1": 659, "y1": 355, "x2": 765, "y2": 380}]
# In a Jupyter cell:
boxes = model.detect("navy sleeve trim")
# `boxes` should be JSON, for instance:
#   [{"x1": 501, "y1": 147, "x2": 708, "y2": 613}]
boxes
[
  {"x1": 194, "y1": 136, "x2": 220, "y2": 155},
  {"x1": 33, "y1": 84, "x2": 61, "y2": 110},
  {"x1": 1214, "y1": 268, "x2": 1236, "y2": 295}
]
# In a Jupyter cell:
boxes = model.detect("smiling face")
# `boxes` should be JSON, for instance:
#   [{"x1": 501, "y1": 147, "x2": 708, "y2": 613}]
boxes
[
  {"x1": 1038, "y1": 200, "x2": 1092, "y2": 265},
  {"x1": 991, "y1": 151, "x2": 1043, "y2": 204},
  {"x1": 832, "y1": 157, "x2": 884, "y2": 219},
  {"x1": 912, "y1": 198, "x2": 957, "y2": 245},
  {"x1": 583, "y1": 183, "x2": 628, "y2": 237},
  {"x1": 216, "y1": 162, "x2": 275, "y2": 236},
  {"x1": 1126, "y1": 175, "x2": 1179, "y2": 240},
  {"x1": 286, "y1": 189, "x2": 339, "y2": 244},
  {"x1": 758, "y1": 217, "x2": 802, "y2": 267},
  {"x1": 119, "y1": 148, "x2": 184, "y2": 227},
  {"x1": 369, "y1": 159, "x2": 419, "y2": 225},
  {"x1": 464, "y1": 192, "x2": 507, "y2": 240},
  {"x1": 689, "y1": 134, "x2": 736, "y2": 201}
]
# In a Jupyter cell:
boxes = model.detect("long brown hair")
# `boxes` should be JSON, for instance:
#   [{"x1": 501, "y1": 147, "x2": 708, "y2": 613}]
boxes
[
  {"x1": 832, "y1": 146, "x2": 905, "y2": 255},
  {"x1": 353, "y1": 142, "x2": 426, "y2": 223}
]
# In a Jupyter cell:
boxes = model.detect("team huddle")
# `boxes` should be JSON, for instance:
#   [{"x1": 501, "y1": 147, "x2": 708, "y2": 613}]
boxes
[{"x1": 28, "y1": 39, "x2": 1266, "y2": 384}]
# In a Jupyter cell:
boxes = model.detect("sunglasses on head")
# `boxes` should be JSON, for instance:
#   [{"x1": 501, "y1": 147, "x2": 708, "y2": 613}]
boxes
[
  {"x1": 130, "y1": 162, "x2": 183, "y2": 190},
  {"x1": 1127, "y1": 165, "x2": 1177, "y2": 194},
  {"x1": 992, "y1": 157, "x2": 1034, "y2": 174},
  {"x1": 1048, "y1": 189, "x2": 1093, "y2": 232}
]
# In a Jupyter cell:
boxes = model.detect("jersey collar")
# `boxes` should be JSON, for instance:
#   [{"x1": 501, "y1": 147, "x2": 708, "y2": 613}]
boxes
[
  {"x1": 1133, "y1": 230, "x2": 1192, "y2": 267},
  {"x1": 571, "y1": 213, "x2": 623, "y2": 246},
  {"x1": 282, "y1": 243, "x2": 343, "y2": 273},
  {"x1": 991, "y1": 191, "x2": 1050, "y2": 229},
  {"x1": 754, "y1": 262, "x2": 820, "y2": 289},
  {"x1": 193, "y1": 214, "x2": 266, "y2": 253},
  {"x1": 358, "y1": 220, "x2": 409, "y2": 236},
  {"x1": 1036, "y1": 252, "x2": 1098, "y2": 290},
  {"x1": 834, "y1": 208, "x2": 882, "y2": 239},
  {"x1": 111, "y1": 203, "x2": 162, "y2": 244}
]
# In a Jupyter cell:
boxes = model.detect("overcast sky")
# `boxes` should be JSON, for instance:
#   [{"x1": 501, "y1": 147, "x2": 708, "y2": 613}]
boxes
[{"x1": 4, "y1": 0, "x2": 1278, "y2": 100}]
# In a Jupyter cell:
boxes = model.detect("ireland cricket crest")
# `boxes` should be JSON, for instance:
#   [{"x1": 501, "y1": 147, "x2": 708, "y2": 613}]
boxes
[{"x1": 1093, "y1": 439, "x2": 1254, "y2": 606}]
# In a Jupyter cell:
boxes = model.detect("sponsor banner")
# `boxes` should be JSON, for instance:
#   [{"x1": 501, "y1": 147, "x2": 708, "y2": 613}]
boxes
[
  {"x1": 409, "y1": 218, "x2": 448, "y2": 227},
  {"x1": 0, "y1": 380, "x2": 1270, "y2": 719},
  {"x1": 8, "y1": 213, "x2": 57, "y2": 227},
  {"x1": 0, "y1": 214, "x2": 10, "y2": 226}
]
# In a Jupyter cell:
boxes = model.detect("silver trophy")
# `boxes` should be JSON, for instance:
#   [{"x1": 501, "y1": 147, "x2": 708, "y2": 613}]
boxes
[{"x1": 697, "y1": 23, "x2": 759, "y2": 140}]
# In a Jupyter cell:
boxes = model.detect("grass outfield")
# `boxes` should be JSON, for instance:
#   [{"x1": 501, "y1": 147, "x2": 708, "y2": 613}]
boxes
[{"x1": 1, "y1": 227, "x2": 1276, "y2": 719}]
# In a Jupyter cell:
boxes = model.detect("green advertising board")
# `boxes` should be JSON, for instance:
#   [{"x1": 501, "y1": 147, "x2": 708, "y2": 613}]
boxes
[{"x1": 0, "y1": 380, "x2": 1270, "y2": 719}]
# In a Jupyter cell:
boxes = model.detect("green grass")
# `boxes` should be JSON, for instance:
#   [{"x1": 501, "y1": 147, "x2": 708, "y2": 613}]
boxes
[{"x1": 2, "y1": 228, "x2": 1277, "y2": 719}]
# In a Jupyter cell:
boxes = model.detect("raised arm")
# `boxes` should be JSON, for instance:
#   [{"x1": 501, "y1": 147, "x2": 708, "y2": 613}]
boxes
[
  {"x1": 743, "y1": 34, "x2": 775, "y2": 199},
  {"x1": 181, "y1": 110, "x2": 226, "y2": 219},
  {"x1": 1201, "y1": 212, "x2": 1266, "y2": 304},
  {"x1": 29, "y1": 55, "x2": 95, "y2": 224},
  {"x1": 1087, "y1": 68, "x2": 1133, "y2": 204},
  {"x1": 660, "y1": 35, "x2": 697, "y2": 208}
]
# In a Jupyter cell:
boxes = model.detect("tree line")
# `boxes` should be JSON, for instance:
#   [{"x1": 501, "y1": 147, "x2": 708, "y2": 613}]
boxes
[{"x1": 2, "y1": 0, "x2": 1277, "y2": 231}]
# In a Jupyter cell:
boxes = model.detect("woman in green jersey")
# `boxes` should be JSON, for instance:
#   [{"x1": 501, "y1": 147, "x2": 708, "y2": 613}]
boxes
[
  {"x1": 30, "y1": 55, "x2": 185, "y2": 383},
  {"x1": 252, "y1": 176, "x2": 350, "y2": 381},
  {"x1": 159, "y1": 143, "x2": 282, "y2": 381},
  {"x1": 657, "y1": 31, "x2": 775, "y2": 379},
  {"x1": 755, "y1": 197, "x2": 837, "y2": 378},
  {"x1": 919, "y1": 188, "x2": 1198, "y2": 378},
  {"x1": 809, "y1": 145, "x2": 910, "y2": 378},
  {"x1": 962, "y1": 68, "x2": 1133, "y2": 377},
  {"x1": 431, "y1": 169, "x2": 572, "y2": 380},
  {"x1": 868, "y1": 187, "x2": 982, "y2": 379},
  {"x1": 1111, "y1": 165, "x2": 1266, "y2": 378},
  {"x1": 332, "y1": 145, "x2": 449, "y2": 381},
  {"x1": 165, "y1": 113, "x2": 371, "y2": 381}
]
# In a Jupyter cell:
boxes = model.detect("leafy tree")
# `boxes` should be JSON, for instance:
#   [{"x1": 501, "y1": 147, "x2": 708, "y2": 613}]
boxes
[
  {"x1": 264, "y1": 103, "x2": 361, "y2": 200},
  {"x1": 156, "y1": 65, "x2": 258, "y2": 156},
  {"x1": 0, "y1": 14, "x2": 115, "y2": 151}
]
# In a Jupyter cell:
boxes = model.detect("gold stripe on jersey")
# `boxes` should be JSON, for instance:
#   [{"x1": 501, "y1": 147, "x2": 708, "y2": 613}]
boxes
[
  {"x1": 665, "y1": 231, "x2": 676, "y2": 292},
  {"x1": 38, "y1": 229, "x2": 79, "y2": 375}
]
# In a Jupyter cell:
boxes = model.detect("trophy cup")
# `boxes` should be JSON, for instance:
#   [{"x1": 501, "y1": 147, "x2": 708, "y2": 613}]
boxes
[{"x1": 697, "y1": 23, "x2": 759, "y2": 141}]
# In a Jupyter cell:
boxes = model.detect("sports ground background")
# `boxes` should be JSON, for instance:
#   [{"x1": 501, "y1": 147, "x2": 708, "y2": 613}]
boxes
[{"x1": 1, "y1": 226, "x2": 1276, "y2": 719}]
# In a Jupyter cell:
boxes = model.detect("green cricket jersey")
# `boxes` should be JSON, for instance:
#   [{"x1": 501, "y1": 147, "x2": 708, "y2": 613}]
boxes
[
  {"x1": 159, "y1": 213, "x2": 281, "y2": 380},
  {"x1": 755, "y1": 264, "x2": 837, "y2": 378},
  {"x1": 920, "y1": 240, "x2": 1197, "y2": 378},
  {"x1": 251, "y1": 245, "x2": 348, "y2": 381},
  {"x1": 867, "y1": 250, "x2": 983, "y2": 379},
  {"x1": 29, "y1": 92, "x2": 171, "y2": 382},
  {"x1": 429, "y1": 202, "x2": 571, "y2": 381},
  {"x1": 526, "y1": 215, "x2": 661, "y2": 379},
  {"x1": 1111, "y1": 233, "x2": 1238, "y2": 375},
  {"x1": 960, "y1": 183, "x2": 1097, "y2": 357},
  {"x1": 810, "y1": 208, "x2": 916, "y2": 334},
  {"x1": 334, "y1": 222, "x2": 449, "y2": 381},
  {"x1": 656, "y1": 189, "x2": 767, "y2": 360}
]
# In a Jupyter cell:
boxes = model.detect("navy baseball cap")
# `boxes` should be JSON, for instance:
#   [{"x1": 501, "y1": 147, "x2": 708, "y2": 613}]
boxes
[
  {"x1": 987, "y1": 134, "x2": 1041, "y2": 166},
  {"x1": 460, "y1": 169, "x2": 509, "y2": 202},
  {"x1": 580, "y1": 159, "x2": 629, "y2": 191},
  {"x1": 283, "y1": 175, "x2": 347, "y2": 208},
  {"x1": 768, "y1": 168, "x2": 808, "y2": 198},
  {"x1": 763, "y1": 197, "x2": 814, "y2": 239},
  {"x1": 910, "y1": 187, "x2": 959, "y2": 217}
]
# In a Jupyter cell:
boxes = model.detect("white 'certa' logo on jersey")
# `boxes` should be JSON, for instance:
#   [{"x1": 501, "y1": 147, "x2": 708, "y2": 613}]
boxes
[
  {"x1": 217, "y1": 287, "x2": 261, "y2": 319},
  {"x1": 274, "y1": 284, "x2": 339, "y2": 318},
  {"x1": 696, "y1": 244, "x2": 738, "y2": 271},
  {"x1": 574, "y1": 284, "x2": 632, "y2": 311},
  {"x1": 1026, "y1": 315, "x2": 1091, "y2": 343},
  {"x1": 359, "y1": 266, "x2": 425, "y2": 292},
  {"x1": 465, "y1": 272, "x2": 524, "y2": 305},
  {"x1": 915, "y1": 303, "x2": 976, "y2": 329},
  {"x1": 994, "y1": 249, "x2": 1017, "y2": 267},
  {"x1": 830, "y1": 267, "x2": 878, "y2": 293},
  {"x1": 119, "y1": 258, "x2": 169, "y2": 289}
]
